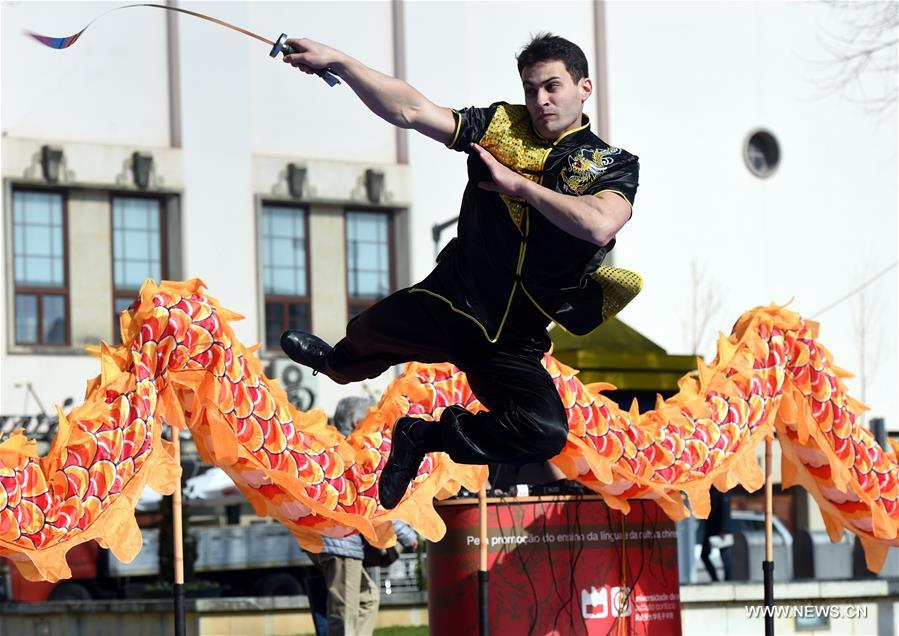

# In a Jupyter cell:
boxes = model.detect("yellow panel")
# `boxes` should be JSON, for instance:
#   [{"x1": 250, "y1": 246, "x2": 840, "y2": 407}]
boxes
[
  {"x1": 479, "y1": 104, "x2": 551, "y2": 230},
  {"x1": 575, "y1": 370, "x2": 689, "y2": 391},
  {"x1": 592, "y1": 266, "x2": 643, "y2": 323}
]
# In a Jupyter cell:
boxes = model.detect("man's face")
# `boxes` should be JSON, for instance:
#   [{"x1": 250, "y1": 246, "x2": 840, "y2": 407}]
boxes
[{"x1": 521, "y1": 60, "x2": 592, "y2": 141}]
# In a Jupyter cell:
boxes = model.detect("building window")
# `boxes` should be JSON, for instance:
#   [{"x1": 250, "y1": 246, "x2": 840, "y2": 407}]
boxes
[
  {"x1": 346, "y1": 210, "x2": 393, "y2": 319},
  {"x1": 12, "y1": 189, "x2": 69, "y2": 346},
  {"x1": 111, "y1": 196, "x2": 166, "y2": 340},
  {"x1": 261, "y1": 204, "x2": 310, "y2": 350}
]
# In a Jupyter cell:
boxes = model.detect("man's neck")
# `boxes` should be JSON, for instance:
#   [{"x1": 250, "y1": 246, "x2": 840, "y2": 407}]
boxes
[{"x1": 537, "y1": 113, "x2": 590, "y2": 143}]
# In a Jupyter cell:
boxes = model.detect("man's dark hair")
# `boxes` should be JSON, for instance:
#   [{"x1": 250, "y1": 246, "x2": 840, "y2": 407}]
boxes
[{"x1": 517, "y1": 33, "x2": 589, "y2": 82}]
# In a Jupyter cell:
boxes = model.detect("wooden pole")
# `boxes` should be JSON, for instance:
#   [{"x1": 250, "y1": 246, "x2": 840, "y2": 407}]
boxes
[
  {"x1": 172, "y1": 429, "x2": 186, "y2": 636},
  {"x1": 478, "y1": 484, "x2": 489, "y2": 636},
  {"x1": 763, "y1": 438, "x2": 774, "y2": 636}
]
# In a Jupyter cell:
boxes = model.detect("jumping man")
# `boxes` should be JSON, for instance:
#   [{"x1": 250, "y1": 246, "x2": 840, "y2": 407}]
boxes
[{"x1": 280, "y1": 34, "x2": 640, "y2": 509}]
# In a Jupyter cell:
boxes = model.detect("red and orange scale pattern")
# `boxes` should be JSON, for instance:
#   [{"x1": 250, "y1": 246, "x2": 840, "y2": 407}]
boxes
[{"x1": 0, "y1": 279, "x2": 895, "y2": 582}]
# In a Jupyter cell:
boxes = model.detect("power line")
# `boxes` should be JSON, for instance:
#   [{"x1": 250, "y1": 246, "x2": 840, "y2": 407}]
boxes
[{"x1": 811, "y1": 261, "x2": 898, "y2": 317}]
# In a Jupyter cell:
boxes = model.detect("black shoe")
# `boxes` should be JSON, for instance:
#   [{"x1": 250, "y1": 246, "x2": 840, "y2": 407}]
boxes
[
  {"x1": 280, "y1": 330, "x2": 332, "y2": 375},
  {"x1": 378, "y1": 417, "x2": 428, "y2": 510}
]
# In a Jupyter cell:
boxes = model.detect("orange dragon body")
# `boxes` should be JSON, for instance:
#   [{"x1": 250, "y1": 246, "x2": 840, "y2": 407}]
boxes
[{"x1": 0, "y1": 279, "x2": 895, "y2": 582}]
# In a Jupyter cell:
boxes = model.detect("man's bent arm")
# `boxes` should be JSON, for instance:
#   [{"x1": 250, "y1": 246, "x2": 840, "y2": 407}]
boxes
[
  {"x1": 471, "y1": 143, "x2": 631, "y2": 246},
  {"x1": 520, "y1": 182, "x2": 632, "y2": 247},
  {"x1": 283, "y1": 38, "x2": 456, "y2": 145}
]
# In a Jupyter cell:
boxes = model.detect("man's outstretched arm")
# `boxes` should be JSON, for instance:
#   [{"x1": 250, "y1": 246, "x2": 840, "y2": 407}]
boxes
[{"x1": 283, "y1": 38, "x2": 456, "y2": 145}]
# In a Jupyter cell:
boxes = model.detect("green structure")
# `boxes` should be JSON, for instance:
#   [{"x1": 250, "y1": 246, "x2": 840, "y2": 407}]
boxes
[{"x1": 550, "y1": 318, "x2": 697, "y2": 409}]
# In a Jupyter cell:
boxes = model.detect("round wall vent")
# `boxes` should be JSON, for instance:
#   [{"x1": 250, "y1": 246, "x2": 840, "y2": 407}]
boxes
[{"x1": 743, "y1": 130, "x2": 780, "y2": 178}]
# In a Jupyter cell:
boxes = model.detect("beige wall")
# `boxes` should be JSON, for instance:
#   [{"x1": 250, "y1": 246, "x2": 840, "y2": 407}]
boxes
[
  {"x1": 68, "y1": 191, "x2": 114, "y2": 346},
  {"x1": 309, "y1": 206, "x2": 347, "y2": 346}
]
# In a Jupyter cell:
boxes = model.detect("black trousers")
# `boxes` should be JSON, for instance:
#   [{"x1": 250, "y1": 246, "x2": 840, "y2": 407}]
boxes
[{"x1": 324, "y1": 288, "x2": 569, "y2": 465}]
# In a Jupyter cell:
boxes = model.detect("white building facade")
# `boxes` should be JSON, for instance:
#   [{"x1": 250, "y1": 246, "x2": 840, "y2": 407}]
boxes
[{"x1": 2, "y1": 1, "x2": 896, "y2": 433}]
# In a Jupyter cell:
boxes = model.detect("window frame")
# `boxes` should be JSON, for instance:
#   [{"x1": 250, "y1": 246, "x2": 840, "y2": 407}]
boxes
[
  {"x1": 109, "y1": 192, "x2": 169, "y2": 337},
  {"x1": 344, "y1": 207, "x2": 396, "y2": 319},
  {"x1": 11, "y1": 186, "x2": 71, "y2": 347},
  {"x1": 259, "y1": 201, "x2": 312, "y2": 350}
]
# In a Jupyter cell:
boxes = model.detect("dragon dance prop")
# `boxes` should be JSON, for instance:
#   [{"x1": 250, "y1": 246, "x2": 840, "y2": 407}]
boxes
[{"x1": 0, "y1": 278, "x2": 896, "y2": 583}]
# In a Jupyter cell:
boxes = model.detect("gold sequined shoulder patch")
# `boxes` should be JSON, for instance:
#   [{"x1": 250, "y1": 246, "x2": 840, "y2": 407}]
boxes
[{"x1": 478, "y1": 105, "x2": 551, "y2": 230}]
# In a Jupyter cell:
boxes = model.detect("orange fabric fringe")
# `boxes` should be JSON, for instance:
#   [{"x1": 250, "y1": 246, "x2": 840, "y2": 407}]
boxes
[{"x1": 0, "y1": 280, "x2": 894, "y2": 581}]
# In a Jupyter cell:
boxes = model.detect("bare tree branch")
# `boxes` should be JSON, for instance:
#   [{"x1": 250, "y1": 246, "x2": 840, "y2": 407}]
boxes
[
  {"x1": 811, "y1": 1, "x2": 898, "y2": 114},
  {"x1": 682, "y1": 260, "x2": 724, "y2": 359}
]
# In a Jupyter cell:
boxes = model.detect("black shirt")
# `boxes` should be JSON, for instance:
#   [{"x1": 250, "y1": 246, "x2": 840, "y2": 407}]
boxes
[{"x1": 410, "y1": 102, "x2": 640, "y2": 341}]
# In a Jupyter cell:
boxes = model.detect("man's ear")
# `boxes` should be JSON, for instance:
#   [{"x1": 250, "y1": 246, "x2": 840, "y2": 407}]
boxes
[{"x1": 580, "y1": 77, "x2": 593, "y2": 104}]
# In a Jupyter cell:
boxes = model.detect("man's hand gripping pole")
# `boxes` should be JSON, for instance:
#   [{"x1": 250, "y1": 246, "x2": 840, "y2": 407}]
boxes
[{"x1": 270, "y1": 33, "x2": 341, "y2": 87}]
